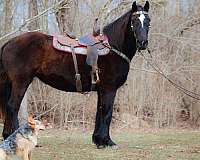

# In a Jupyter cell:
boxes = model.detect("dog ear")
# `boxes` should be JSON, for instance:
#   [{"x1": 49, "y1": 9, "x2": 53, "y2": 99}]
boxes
[
  {"x1": 28, "y1": 113, "x2": 36, "y2": 129},
  {"x1": 132, "y1": 1, "x2": 137, "y2": 13},
  {"x1": 28, "y1": 113, "x2": 34, "y2": 122},
  {"x1": 144, "y1": 1, "x2": 150, "y2": 12}
]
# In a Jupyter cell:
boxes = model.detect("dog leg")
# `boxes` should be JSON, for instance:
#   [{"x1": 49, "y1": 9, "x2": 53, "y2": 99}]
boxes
[
  {"x1": 0, "y1": 149, "x2": 6, "y2": 160},
  {"x1": 23, "y1": 150, "x2": 29, "y2": 160},
  {"x1": 28, "y1": 152, "x2": 32, "y2": 160}
]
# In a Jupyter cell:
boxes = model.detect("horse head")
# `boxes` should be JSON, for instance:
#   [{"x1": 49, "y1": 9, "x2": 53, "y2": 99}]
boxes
[{"x1": 131, "y1": 1, "x2": 151, "y2": 51}]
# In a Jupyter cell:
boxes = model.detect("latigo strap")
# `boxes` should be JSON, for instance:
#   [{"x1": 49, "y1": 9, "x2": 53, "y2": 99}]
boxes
[{"x1": 70, "y1": 46, "x2": 82, "y2": 92}]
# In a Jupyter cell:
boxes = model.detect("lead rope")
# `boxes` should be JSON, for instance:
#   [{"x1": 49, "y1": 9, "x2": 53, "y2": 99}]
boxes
[
  {"x1": 139, "y1": 49, "x2": 200, "y2": 101},
  {"x1": 70, "y1": 45, "x2": 82, "y2": 92},
  {"x1": 100, "y1": 36, "x2": 200, "y2": 100}
]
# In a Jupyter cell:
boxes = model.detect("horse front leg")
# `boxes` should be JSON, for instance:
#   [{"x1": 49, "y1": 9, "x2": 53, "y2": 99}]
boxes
[{"x1": 93, "y1": 89, "x2": 117, "y2": 148}]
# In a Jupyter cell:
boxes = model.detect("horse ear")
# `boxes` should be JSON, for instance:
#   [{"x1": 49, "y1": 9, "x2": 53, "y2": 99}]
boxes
[
  {"x1": 144, "y1": 1, "x2": 150, "y2": 12},
  {"x1": 132, "y1": 1, "x2": 137, "y2": 12}
]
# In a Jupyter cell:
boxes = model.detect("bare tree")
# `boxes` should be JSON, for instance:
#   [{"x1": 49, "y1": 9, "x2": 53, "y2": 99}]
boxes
[
  {"x1": 28, "y1": 0, "x2": 39, "y2": 31},
  {"x1": 3, "y1": 0, "x2": 13, "y2": 34},
  {"x1": 55, "y1": 0, "x2": 77, "y2": 33}
]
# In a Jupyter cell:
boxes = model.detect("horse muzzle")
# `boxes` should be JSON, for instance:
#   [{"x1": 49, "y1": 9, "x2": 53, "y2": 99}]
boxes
[{"x1": 137, "y1": 40, "x2": 148, "y2": 50}]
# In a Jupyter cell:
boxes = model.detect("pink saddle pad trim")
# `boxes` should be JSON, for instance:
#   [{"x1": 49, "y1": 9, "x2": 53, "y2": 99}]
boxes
[{"x1": 52, "y1": 35, "x2": 110, "y2": 56}]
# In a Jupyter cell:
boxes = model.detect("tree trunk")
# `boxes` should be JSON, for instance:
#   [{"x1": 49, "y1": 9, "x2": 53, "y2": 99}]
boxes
[
  {"x1": 4, "y1": 0, "x2": 12, "y2": 34},
  {"x1": 28, "y1": 0, "x2": 39, "y2": 31},
  {"x1": 55, "y1": 0, "x2": 77, "y2": 34},
  {"x1": 44, "y1": 0, "x2": 49, "y2": 33}
]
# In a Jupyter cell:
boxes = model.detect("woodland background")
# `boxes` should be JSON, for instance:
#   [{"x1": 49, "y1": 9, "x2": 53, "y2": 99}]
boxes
[{"x1": 0, "y1": 0, "x2": 200, "y2": 130}]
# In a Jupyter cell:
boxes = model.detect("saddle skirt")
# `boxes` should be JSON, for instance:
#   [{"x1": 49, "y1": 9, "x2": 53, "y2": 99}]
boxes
[{"x1": 53, "y1": 34, "x2": 110, "y2": 56}]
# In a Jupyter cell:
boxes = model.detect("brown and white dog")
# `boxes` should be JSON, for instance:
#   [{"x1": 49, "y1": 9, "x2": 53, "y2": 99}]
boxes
[{"x1": 0, "y1": 114, "x2": 45, "y2": 160}]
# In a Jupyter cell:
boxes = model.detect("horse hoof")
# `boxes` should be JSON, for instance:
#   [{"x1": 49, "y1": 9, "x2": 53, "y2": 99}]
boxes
[
  {"x1": 111, "y1": 145, "x2": 119, "y2": 150},
  {"x1": 97, "y1": 145, "x2": 106, "y2": 149}
]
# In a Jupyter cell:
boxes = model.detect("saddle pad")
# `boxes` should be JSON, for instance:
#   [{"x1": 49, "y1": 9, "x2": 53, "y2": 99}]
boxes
[
  {"x1": 56, "y1": 35, "x2": 80, "y2": 47},
  {"x1": 53, "y1": 35, "x2": 110, "y2": 56}
]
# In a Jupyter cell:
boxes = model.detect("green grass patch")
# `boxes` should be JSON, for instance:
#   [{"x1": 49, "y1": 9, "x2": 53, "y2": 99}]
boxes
[
  {"x1": 1, "y1": 126, "x2": 200, "y2": 159},
  {"x1": 32, "y1": 130, "x2": 200, "y2": 160}
]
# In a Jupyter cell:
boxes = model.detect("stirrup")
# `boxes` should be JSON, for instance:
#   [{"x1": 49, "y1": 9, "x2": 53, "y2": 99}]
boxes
[
  {"x1": 75, "y1": 74, "x2": 82, "y2": 92},
  {"x1": 91, "y1": 68, "x2": 100, "y2": 90}
]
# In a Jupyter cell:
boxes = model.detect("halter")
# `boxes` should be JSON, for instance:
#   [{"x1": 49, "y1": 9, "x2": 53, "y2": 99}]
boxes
[
  {"x1": 131, "y1": 11, "x2": 149, "y2": 31},
  {"x1": 98, "y1": 11, "x2": 149, "y2": 65},
  {"x1": 108, "y1": 11, "x2": 149, "y2": 65},
  {"x1": 132, "y1": 11, "x2": 148, "y2": 16}
]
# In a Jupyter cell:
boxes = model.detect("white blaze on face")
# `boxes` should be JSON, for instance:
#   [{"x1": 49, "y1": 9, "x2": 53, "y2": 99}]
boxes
[{"x1": 139, "y1": 13, "x2": 145, "y2": 28}]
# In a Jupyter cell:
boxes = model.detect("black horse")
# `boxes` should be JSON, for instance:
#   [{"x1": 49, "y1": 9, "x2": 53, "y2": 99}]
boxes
[{"x1": 0, "y1": 1, "x2": 150, "y2": 148}]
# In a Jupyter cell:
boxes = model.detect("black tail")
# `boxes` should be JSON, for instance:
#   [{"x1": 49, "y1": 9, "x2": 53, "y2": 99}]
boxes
[{"x1": 0, "y1": 43, "x2": 10, "y2": 120}]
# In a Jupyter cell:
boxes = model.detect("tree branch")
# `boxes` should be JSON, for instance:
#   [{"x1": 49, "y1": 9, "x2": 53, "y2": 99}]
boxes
[{"x1": 0, "y1": 0, "x2": 66, "y2": 42}]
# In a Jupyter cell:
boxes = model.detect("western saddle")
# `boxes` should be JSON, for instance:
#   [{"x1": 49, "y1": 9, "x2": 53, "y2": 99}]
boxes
[{"x1": 53, "y1": 19, "x2": 110, "y2": 92}]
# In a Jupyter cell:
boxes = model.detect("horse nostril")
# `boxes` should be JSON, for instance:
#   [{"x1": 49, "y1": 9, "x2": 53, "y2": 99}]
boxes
[
  {"x1": 141, "y1": 41, "x2": 145, "y2": 46},
  {"x1": 143, "y1": 41, "x2": 148, "y2": 47},
  {"x1": 141, "y1": 41, "x2": 148, "y2": 46},
  {"x1": 137, "y1": 40, "x2": 143, "y2": 46},
  {"x1": 137, "y1": 40, "x2": 140, "y2": 45},
  {"x1": 137, "y1": 40, "x2": 148, "y2": 50},
  {"x1": 137, "y1": 41, "x2": 147, "y2": 46}
]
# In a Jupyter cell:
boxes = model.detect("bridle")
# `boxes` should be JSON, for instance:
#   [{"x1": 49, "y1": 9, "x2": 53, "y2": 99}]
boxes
[
  {"x1": 131, "y1": 11, "x2": 149, "y2": 32},
  {"x1": 130, "y1": 10, "x2": 150, "y2": 53},
  {"x1": 99, "y1": 11, "x2": 150, "y2": 65}
]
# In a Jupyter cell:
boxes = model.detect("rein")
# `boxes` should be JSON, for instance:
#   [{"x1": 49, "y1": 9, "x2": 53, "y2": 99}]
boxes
[
  {"x1": 110, "y1": 47, "x2": 131, "y2": 64},
  {"x1": 139, "y1": 49, "x2": 200, "y2": 101},
  {"x1": 101, "y1": 42, "x2": 131, "y2": 64},
  {"x1": 99, "y1": 37, "x2": 200, "y2": 101},
  {"x1": 90, "y1": 39, "x2": 131, "y2": 65}
]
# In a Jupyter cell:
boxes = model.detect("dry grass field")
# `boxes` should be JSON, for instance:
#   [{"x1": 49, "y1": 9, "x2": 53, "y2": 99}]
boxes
[
  {"x1": 1, "y1": 126, "x2": 200, "y2": 159},
  {"x1": 29, "y1": 129, "x2": 200, "y2": 160}
]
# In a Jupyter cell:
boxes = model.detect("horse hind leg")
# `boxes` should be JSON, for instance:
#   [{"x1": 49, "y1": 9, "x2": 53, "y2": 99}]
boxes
[
  {"x1": 7, "y1": 78, "x2": 31, "y2": 135},
  {"x1": 0, "y1": 72, "x2": 12, "y2": 139},
  {"x1": 3, "y1": 78, "x2": 31, "y2": 139},
  {"x1": 0, "y1": 77, "x2": 9, "y2": 119}
]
